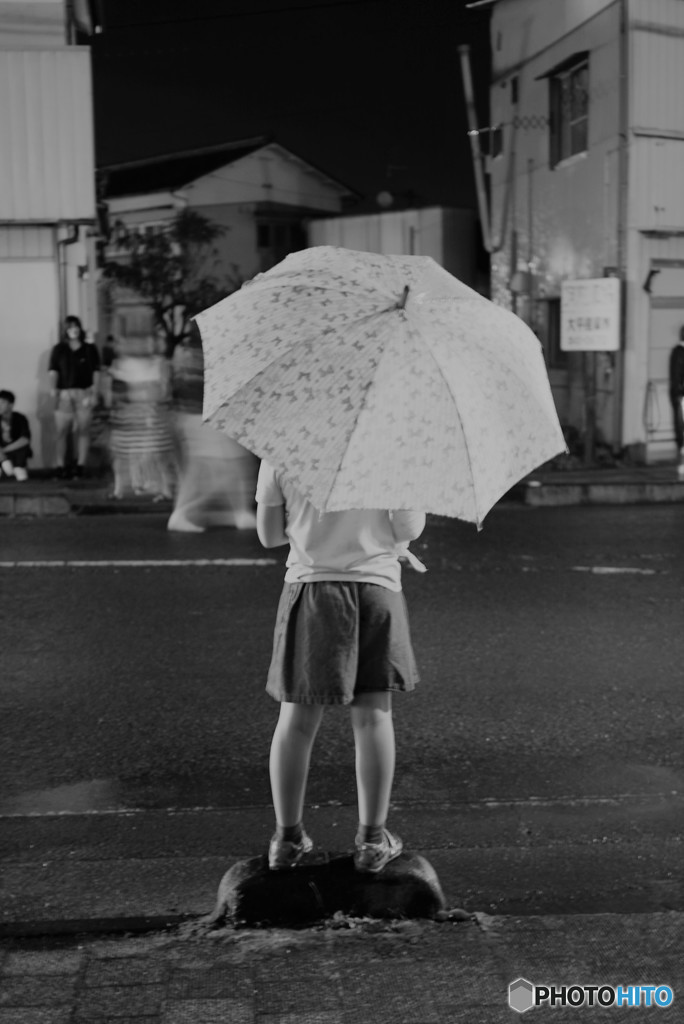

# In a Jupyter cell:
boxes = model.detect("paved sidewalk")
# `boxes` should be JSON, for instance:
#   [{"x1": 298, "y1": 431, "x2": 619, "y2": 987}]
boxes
[
  {"x1": 1, "y1": 460, "x2": 684, "y2": 517},
  {"x1": 1, "y1": 910, "x2": 682, "y2": 1022}
]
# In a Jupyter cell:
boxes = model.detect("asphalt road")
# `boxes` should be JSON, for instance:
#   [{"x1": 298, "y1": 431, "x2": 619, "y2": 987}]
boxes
[{"x1": 1, "y1": 505, "x2": 683, "y2": 916}]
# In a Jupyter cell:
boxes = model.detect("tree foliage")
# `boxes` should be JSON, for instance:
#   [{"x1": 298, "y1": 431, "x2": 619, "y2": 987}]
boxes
[{"x1": 103, "y1": 209, "x2": 241, "y2": 357}]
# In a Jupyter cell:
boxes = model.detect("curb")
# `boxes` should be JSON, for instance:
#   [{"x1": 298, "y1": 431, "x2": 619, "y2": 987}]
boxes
[
  {"x1": 524, "y1": 479, "x2": 684, "y2": 507},
  {"x1": 2, "y1": 474, "x2": 684, "y2": 516},
  {"x1": 0, "y1": 486, "x2": 172, "y2": 517},
  {"x1": 0, "y1": 914, "x2": 194, "y2": 940}
]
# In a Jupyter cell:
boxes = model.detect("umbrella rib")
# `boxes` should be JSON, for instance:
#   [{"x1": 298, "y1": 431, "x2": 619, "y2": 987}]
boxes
[
  {"x1": 420, "y1": 328, "x2": 482, "y2": 524},
  {"x1": 318, "y1": 312, "x2": 397, "y2": 511}
]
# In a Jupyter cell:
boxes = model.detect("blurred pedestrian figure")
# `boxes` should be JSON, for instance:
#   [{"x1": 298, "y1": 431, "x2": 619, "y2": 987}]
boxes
[
  {"x1": 669, "y1": 328, "x2": 684, "y2": 476},
  {"x1": 167, "y1": 327, "x2": 257, "y2": 532},
  {"x1": 256, "y1": 460, "x2": 425, "y2": 872},
  {"x1": 48, "y1": 315, "x2": 100, "y2": 478},
  {"x1": 108, "y1": 334, "x2": 175, "y2": 500},
  {"x1": 0, "y1": 390, "x2": 32, "y2": 481}
]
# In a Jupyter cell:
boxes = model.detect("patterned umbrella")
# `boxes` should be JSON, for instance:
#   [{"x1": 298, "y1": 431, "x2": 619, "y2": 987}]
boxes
[{"x1": 196, "y1": 246, "x2": 566, "y2": 525}]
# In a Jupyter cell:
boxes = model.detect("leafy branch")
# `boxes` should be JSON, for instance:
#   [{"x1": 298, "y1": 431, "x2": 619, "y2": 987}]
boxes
[{"x1": 103, "y1": 209, "x2": 241, "y2": 357}]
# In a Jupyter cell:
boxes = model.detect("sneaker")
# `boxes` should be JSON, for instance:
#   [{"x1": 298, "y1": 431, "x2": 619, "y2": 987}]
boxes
[
  {"x1": 354, "y1": 828, "x2": 403, "y2": 874},
  {"x1": 268, "y1": 830, "x2": 313, "y2": 870}
]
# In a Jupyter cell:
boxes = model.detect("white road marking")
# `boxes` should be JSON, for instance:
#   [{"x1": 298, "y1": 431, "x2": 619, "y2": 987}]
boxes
[
  {"x1": 0, "y1": 558, "x2": 277, "y2": 568},
  {"x1": 571, "y1": 565, "x2": 658, "y2": 575}
]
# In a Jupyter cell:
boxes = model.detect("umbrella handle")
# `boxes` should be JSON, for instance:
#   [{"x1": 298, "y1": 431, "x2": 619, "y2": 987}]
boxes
[{"x1": 397, "y1": 285, "x2": 410, "y2": 310}]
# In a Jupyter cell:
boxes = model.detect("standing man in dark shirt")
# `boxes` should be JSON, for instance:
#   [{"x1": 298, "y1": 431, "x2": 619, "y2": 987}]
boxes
[{"x1": 48, "y1": 315, "x2": 101, "y2": 477}]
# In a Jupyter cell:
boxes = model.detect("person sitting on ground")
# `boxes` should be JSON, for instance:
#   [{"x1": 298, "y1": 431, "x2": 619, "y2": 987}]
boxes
[
  {"x1": 256, "y1": 458, "x2": 426, "y2": 873},
  {"x1": 0, "y1": 389, "x2": 32, "y2": 481}
]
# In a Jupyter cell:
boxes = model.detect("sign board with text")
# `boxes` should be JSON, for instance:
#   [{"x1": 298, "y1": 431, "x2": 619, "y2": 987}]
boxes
[{"x1": 560, "y1": 278, "x2": 621, "y2": 351}]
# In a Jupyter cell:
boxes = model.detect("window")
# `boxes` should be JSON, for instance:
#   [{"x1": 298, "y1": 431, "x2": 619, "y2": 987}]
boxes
[
  {"x1": 256, "y1": 219, "x2": 307, "y2": 270},
  {"x1": 541, "y1": 298, "x2": 568, "y2": 369},
  {"x1": 549, "y1": 58, "x2": 588, "y2": 167}
]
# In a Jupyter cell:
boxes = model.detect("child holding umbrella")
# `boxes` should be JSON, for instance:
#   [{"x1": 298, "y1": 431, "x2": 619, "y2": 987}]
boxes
[{"x1": 256, "y1": 459, "x2": 425, "y2": 873}]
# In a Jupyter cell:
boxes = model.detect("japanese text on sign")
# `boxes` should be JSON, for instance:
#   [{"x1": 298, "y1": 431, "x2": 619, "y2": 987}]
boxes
[{"x1": 561, "y1": 278, "x2": 621, "y2": 352}]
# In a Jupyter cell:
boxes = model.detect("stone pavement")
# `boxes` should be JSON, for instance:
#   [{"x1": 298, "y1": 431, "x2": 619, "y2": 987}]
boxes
[{"x1": 1, "y1": 910, "x2": 682, "y2": 1023}]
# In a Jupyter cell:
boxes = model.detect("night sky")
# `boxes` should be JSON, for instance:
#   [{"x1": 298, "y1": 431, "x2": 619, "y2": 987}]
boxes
[{"x1": 90, "y1": 0, "x2": 491, "y2": 211}]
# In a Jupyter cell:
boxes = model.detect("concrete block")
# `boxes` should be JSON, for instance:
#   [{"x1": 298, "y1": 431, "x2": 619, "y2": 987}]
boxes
[
  {"x1": 40, "y1": 496, "x2": 71, "y2": 516},
  {"x1": 13, "y1": 496, "x2": 43, "y2": 517},
  {"x1": 208, "y1": 851, "x2": 446, "y2": 928},
  {"x1": 0, "y1": 495, "x2": 15, "y2": 516},
  {"x1": 524, "y1": 484, "x2": 583, "y2": 507}
]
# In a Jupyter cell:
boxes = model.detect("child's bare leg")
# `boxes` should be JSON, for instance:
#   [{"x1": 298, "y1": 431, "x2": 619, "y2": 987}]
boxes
[
  {"x1": 350, "y1": 692, "x2": 395, "y2": 827},
  {"x1": 269, "y1": 702, "x2": 324, "y2": 827}
]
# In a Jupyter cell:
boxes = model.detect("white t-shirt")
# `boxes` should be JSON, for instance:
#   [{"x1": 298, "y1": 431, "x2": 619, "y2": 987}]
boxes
[{"x1": 256, "y1": 461, "x2": 424, "y2": 592}]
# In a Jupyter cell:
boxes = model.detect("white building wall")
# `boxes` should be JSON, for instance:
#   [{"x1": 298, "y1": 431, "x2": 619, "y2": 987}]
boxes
[
  {"x1": 621, "y1": 0, "x2": 684, "y2": 457},
  {"x1": 309, "y1": 208, "x2": 444, "y2": 259},
  {"x1": 186, "y1": 145, "x2": 347, "y2": 214},
  {"x1": 0, "y1": 226, "x2": 61, "y2": 465},
  {"x1": 0, "y1": 47, "x2": 96, "y2": 221},
  {"x1": 490, "y1": 0, "x2": 616, "y2": 79},
  {"x1": 489, "y1": 1, "x2": 623, "y2": 437},
  {"x1": 307, "y1": 208, "x2": 478, "y2": 285},
  {"x1": 0, "y1": 0, "x2": 65, "y2": 48},
  {"x1": 0, "y1": 3, "x2": 98, "y2": 466},
  {"x1": 629, "y1": 0, "x2": 684, "y2": 136},
  {"x1": 186, "y1": 202, "x2": 263, "y2": 286}
]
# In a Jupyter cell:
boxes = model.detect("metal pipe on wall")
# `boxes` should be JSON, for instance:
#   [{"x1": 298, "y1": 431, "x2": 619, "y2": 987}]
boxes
[{"x1": 56, "y1": 223, "x2": 79, "y2": 327}]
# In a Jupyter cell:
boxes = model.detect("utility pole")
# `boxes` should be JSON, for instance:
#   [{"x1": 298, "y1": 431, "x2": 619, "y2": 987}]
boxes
[{"x1": 459, "y1": 44, "x2": 492, "y2": 253}]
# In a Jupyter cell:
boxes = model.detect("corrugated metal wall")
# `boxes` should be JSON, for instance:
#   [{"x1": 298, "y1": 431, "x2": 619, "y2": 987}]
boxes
[
  {"x1": 0, "y1": 47, "x2": 95, "y2": 221},
  {"x1": 629, "y1": 0, "x2": 684, "y2": 228},
  {"x1": 0, "y1": 224, "x2": 53, "y2": 258},
  {"x1": 630, "y1": 0, "x2": 684, "y2": 133}
]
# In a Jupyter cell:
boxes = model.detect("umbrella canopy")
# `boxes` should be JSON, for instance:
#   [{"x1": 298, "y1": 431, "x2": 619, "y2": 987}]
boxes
[{"x1": 196, "y1": 246, "x2": 566, "y2": 525}]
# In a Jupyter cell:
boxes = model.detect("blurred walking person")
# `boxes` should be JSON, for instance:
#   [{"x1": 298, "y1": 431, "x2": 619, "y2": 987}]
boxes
[
  {"x1": 108, "y1": 334, "x2": 175, "y2": 500},
  {"x1": 167, "y1": 327, "x2": 257, "y2": 532},
  {"x1": 48, "y1": 315, "x2": 100, "y2": 478}
]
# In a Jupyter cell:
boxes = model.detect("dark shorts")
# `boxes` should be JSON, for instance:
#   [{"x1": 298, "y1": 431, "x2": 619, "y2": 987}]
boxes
[
  {"x1": 3, "y1": 448, "x2": 29, "y2": 468},
  {"x1": 266, "y1": 581, "x2": 420, "y2": 705}
]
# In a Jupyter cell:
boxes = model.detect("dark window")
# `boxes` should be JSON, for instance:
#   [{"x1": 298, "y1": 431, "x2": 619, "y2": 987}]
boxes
[
  {"x1": 257, "y1": 219, "x2": 307, "y2": 269},
  {"x1": 542, "y1": 298, "x2": 568, "y2": 369},
  {"x1": 510, "y1": 75, "x2": 518, "y2": 105},
  {"x1": 289, "y1": 223, "x2": 306, "y2": 252},
  {"x1": 549, "y1": 60, "x2": 588, "y2": 167},
  {"x1": 491, "y1": 125, "x2": 503, "y2": 159}
]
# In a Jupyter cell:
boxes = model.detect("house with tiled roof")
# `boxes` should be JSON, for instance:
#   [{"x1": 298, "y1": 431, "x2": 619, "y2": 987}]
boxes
[{"x1": 100, "y1": 137, "x2": 357, "y2": 339}]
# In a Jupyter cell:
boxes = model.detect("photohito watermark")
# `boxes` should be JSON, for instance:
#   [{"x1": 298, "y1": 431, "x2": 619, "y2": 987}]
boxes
[{"x1": 508, "y1": 978, "x2": 674, "y2": 1013}]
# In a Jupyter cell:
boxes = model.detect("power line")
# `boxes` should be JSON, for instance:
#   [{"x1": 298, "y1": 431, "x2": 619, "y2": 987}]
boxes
[{"x1": 103, "y1": 0, "x2": 395, "y2": 31}]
